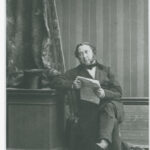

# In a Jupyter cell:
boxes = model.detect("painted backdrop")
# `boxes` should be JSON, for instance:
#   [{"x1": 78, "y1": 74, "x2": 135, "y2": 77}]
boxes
[{"x1": 55, "y1": 0, "x2": 148, "y2": 97}]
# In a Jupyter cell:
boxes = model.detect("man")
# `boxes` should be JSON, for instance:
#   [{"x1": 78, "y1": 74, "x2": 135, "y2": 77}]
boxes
[{"x1": 52, "y1": 42, "x2": 124, "y2": 150}]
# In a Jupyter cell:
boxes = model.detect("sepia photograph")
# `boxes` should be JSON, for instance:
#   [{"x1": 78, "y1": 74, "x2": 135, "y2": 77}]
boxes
[{"x1": 6, "y1": 0, "x2": 148, "y2": 150}]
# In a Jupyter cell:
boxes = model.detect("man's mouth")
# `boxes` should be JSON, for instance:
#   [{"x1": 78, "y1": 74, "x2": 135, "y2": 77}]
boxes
[{"x1": 83, "y1": 61, "x2": 91, "y2": 65}]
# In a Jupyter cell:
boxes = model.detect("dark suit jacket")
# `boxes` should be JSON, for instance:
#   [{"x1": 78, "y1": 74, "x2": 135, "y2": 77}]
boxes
[{"x1": 52, "y1": 63, "x2": 124, "y2": 123}]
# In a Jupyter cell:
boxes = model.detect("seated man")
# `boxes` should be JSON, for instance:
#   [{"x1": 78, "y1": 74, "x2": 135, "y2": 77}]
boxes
[{"x1": 52, "y1": 42, "x2": 124, "y2": 150}]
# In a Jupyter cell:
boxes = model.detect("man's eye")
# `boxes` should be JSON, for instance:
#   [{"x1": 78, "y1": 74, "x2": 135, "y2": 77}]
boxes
[{"x1": 79, "y1": 53, "x2": 83, "y2": 56}]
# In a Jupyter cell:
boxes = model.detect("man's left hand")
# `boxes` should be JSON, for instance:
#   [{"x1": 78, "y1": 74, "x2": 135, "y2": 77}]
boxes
[{"x1": 94, "y1": 88, "x2": 105, "y2": 98}]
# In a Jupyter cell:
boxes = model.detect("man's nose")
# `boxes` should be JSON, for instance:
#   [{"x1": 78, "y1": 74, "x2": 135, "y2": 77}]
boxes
[{"x1": 82, "y1": 53, "x2": 87, "y2": 58}]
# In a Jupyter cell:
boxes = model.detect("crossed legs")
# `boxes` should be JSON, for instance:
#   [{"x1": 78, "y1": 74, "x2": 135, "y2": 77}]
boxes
[{"x1": 97, "y1": 103, "x2": 122, "y2": 150}]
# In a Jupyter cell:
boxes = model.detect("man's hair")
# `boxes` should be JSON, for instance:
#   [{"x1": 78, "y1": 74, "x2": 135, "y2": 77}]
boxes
[{"x1": 74, "y1": 42, "x2": 96, "y2": 58}]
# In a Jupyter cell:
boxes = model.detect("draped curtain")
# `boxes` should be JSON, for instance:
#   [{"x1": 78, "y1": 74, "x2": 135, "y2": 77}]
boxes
[{"x1": 7, "y1": 0, "x2": 65, "y2": 88}]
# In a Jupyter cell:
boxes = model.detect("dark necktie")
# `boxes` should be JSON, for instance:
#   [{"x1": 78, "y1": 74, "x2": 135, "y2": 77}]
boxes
[{"x1": 81, "y1": 62, "x2": 98, "y2": 70}]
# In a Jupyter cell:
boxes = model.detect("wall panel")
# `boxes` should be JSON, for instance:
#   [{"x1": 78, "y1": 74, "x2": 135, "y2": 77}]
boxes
[
  {"x1": 116, "y1": 0, "x2": 124, "y2": 87},
  {"x1": 82, "y1": 0, "x2": 90, "y2": 42},
  {"x1": 123, "y1": 0, "x2": 131, "y2": 96},
  {"x1": 69, "y1": 0, "x2": 77, "y2": 68},
  {"x1": 144, "y1": 0, "x2": 149, "y2": 96},
  {"x1": 103, "y1": 0, "x2": 111, "y2": 66},
  {"x1": 96, "y1": 0, "x2": 103, "y2": 64},
  {"x1": 130, "y1": 0, "x2": 138, "y2": 97},
  {"x1": 110, "y1": 0, "x2": 117, "y2": 76},
  {"x1": 55, "y1": 0, "x2": 148, "y2": 97},
  {"x1": 89, "y1": 0, "x2": 97, "y2": 46},
  {"x1": 137, "y1": 0, "x2": 145, "y2": 96}
]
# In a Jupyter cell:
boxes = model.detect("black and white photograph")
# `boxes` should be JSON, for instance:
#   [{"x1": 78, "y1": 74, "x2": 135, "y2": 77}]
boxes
[{"x1": 6, "y1": 0, "x2": 149, "y2": 150}]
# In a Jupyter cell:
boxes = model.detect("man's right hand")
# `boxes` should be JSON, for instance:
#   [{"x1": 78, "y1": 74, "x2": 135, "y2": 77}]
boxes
[{"x1": 72, "y1": 78, "x2": 81, "y2": 89}]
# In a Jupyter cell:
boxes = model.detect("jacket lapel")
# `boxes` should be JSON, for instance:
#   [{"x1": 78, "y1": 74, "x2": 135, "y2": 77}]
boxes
[{"x1": 95, "y1": 66, "x2": 104, "y2": 83}]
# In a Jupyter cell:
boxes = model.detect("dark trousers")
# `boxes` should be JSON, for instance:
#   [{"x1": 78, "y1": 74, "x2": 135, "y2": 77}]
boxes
[
  {"x1": 65, "y1": 102, "x2": 122, "y2": 150},
  {"x1": 99, "y1": 102, "x2": 122, "y2": 150}
]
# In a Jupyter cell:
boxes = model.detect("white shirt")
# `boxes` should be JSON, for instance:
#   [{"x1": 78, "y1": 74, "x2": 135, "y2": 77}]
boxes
[
  {"x1": 87, "y1": 66, "x2": 96, "y2": 79},
  {"x1": 87, "y1": 66, "x2": 105, "y2": 98}
]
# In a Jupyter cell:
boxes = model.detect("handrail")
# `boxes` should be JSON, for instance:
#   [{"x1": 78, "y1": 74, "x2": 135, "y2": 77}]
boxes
[{"x1": 121, "y1": 97, "x2": 149, "y2": 105}]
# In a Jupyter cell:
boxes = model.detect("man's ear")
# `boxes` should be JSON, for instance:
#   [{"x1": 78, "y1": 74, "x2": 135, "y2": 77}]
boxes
[
  {"x1": 76, "y1": 57, "x2": 80, "y2": 61},
  {"x1": 93, "y1": 55, "x2": 96, "y2": 60}
]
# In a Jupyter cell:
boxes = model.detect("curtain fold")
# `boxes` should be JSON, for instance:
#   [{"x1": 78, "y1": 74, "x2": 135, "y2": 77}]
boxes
[
  {"x1": 42, "y1": 0, "x2": 65, "y2": 72},
  {"x1": 7, "y1": 0, "x2": 65, "y2": 88},
  {"x1": 31, "y1": 0, "x2": 45, "y2": 68}
]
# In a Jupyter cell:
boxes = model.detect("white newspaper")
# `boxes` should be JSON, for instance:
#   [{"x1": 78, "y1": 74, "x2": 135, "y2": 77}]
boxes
[{"x1": 76, "y1": 76, "x2": 101, "y2": 104}]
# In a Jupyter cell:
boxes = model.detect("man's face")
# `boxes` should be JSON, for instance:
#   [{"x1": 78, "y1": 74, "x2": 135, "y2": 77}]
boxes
[{"x1": 77, "y1": 45, "x2": 95, "y2": 65}]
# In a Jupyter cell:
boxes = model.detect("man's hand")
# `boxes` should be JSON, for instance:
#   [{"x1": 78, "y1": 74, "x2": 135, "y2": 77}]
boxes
[
  {"x1": 94, "y1": 88, "x2": 105, "y2": 98},
  {"x1": 72, "y1": 78, "x2": 81, "y2": 89}
]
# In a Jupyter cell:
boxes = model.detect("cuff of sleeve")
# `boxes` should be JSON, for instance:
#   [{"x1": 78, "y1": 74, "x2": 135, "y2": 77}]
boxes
[{"x1": 100, "y1": 88, "x2": 105, "y2": 98}]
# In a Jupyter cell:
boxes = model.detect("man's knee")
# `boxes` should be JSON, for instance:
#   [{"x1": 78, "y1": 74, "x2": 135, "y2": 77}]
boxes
[
  {"x1": 105, "y1": 102, "x2": 115, "y2": 109},
  {"x1": 102, "y1": 103, "x2": 116, "y2": 118}
]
